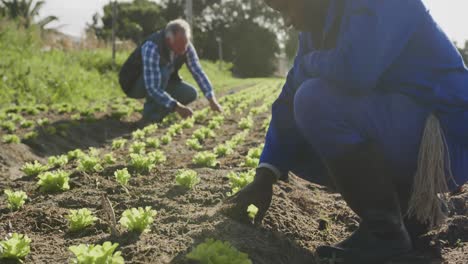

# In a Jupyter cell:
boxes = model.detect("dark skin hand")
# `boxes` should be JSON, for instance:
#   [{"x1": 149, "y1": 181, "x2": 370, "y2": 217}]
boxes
[{"x1": 223, "y1": 168, "x2": 276, "y2": 224}]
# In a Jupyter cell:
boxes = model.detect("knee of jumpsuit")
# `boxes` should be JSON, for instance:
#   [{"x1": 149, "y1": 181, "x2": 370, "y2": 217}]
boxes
[
  {"x1": 175, "y1": 82, "x2": 198, "y2": 105},
  {"x1": 293, "y1": 78, "x2": 432, "y2": 183}
]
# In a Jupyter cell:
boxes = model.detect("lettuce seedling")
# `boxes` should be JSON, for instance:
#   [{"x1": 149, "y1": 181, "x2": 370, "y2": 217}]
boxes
[
  {"x1": 112, "y1": 139, "x2": 127, "y2": 150},
  {"x1": 186, "y1": 138, "x2": 203, "y2": 151},
  {"x1": 19, "y1": 120, "x2": 34, "y2": 129},
  {"x1": 66, "y1": 208, "x2": 98, "y2": 232},
  {"x1": 192, "y1": 127, "x2": 215, "y2": 141},
  {"x1": 114, "y1": 168, "x2": 131, "y2": 186},
  {"x1": 186, "y1": 238, "x2": 252, "y2": 264},
  {"x1": 247, "y1": 204, "x2": 259, "y2": 221},
  {"x1": 67, "y1": 149, "x2": 86, "y2": 160},
  {"x1": 132, "y1": 129, "x2": 146, "y2": 140},
  {"x1": 4, "y1": 190, "x2": 28, "y2": 211},
  {"x1": 161, "y1": 134, "x2": 172, "y2": 145},
  {"x1": 48, "y1": 155, "x2": 69, "y2": 168},
  {"x1": 37, "y1": 170, "x2": 71, "y2": 193},
  {"x1": 142, "y1": 124, "x2": 158, "y2": 134},
  {"x1": 146, "y1": 138, "x2": 160, "y2": 149},
  {"x1": 148, "y1": 151, "x2": 167, "y2": 165},
  {"x1": 244, "y1": 157, "x2": 259, "y2": 168},
  {"x1": 69, "y1": 241, "x2": 124, "y2": 264},
  {"x1": 239, "y1": 116, "x2": 253, "y2": 130},
  {"x1": 37, "y1": 118, "x2": 50, "y2": 126},
  {"x1": 78, "y1": 156, "x2": 104, "y2": 173},
  {"x1": 214, "y1": 144, "x2": 234, "y2": 157},
  {"x1": 167, "y1": 123, "x2": 183, "y2": 136},
  {"x1": 181, "y1": 118, "x2": 195, "y2": 129},
  {"x1": 103, "y1": 153, "x2": 116, "y2": 165},
  {"x1": 192, "y1": 152, "x2": 218, "y2": 168},
  {"x1": 119, "y1": 207, "x2": 157, "y2": 233},
  {"x1": 129, "y1": 154, "x2": 155, "y2": 174},
  {"x1": 0, "y1": 233, "x2": 31, "y2": 261},
  {"x1": 1, "y1": 121, "x2": 16, "y2": 133},
  {"x1": 228, "y1": 170, "x2": 255, "y2": 195},
  {"x1": 23, "y1": 131, "x2": 38, "y2": 140},
  {"x1": 21, "y1": 161, "x2": 48, "y2": 177},
  {"x1": 175, "y1": 170, "x2": 200, "y2": 189},
  {"x1": 2, "y1": 134, "x2": 20, "y2": 144}
]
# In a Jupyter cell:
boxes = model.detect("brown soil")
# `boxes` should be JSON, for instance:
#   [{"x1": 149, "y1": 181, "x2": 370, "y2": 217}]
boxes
[{"x1": 0, "y1": 86, "x2": 466, "y2": 264}]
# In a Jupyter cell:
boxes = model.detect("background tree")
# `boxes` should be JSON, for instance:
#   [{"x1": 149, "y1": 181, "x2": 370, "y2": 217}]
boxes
[{"x1": 0, "y1": 0, "x2": 58, "y2": 28}]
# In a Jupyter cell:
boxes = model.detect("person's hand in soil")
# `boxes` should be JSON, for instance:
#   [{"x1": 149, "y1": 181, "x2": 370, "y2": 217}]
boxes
[
  {"x1": 175, "y1": 102, "x2": 193, "y2": 119},
  {"x1": 223, "y1": 167, "x2": 276, "y2": 224},
  {"x1": 208, "y1": 96, "x2": 223, "y2": 113}
]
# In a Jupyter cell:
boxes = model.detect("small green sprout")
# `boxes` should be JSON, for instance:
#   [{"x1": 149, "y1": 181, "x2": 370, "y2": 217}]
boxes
[
  {"x1": 239, "y1": 116, "x2": 253, "y2": 130},
  {"x1": 186, "y1": 138, "x2": 203, "y2": 151},
  {"x1": 130, "y1": 141, "x2": 146, "y2": 154},
  {"x1": 0, "y1": 233, "x2": 31, "y2": 261},
  {"x1": 112, "y1": 139, "x2": 127, "y2": 150},
  {"x1": 175, "y1": 170, "x2": 200, "y2": 189},
  {"x1": 186, "y1": 238, "x2": 252, "y2": 264},
  {"x1": 67, "y1": 149, "x2": 86, "y2": 160},
  {"x1": 19, "y1": 120, "x2": 34, "y2": 128},
  {"x1": 247, "y1": 204, "x2": 259, "y2": 221},
  {"x1": 146, "y1": 138, "x2": 160, "y2": 149},
  {"x1": 228, "y1": 170, "x2": 255, "y2": 196},
  {"x1": 161, "y1": 134, "x2": 172, "y2": 145},
  {"x1": 4, "y1": 190, "x2": 28, "y2": 211},
  {"x1": 129, "y1": 154, "x2": 155, "y2": 174},
  {"x1": 77, "y1": 156, "x2": 104, "y2": 173},
  {"x1": 1, "y1": 121, "x2": 15, "y2": 133},
  {"x1": 2, "y1": 134, "x2": 20, "y2": 144},
  {"x1": 66, "y1": 208, "x2": 98, "y2": 232},
  {"x1": 48, "y1": 155, "x2": 69, "y2": 168},
  {"x1": 114, "y1": 168, "x2": 131, "y2": 186},
  {"x1": 119, "y1": 207, "x2": 157, "y2": 233},
  {"x1": 21, "y1": 161, "x2": 48, "y2": 177},
  {"x1": 103, "y1": 153, "x2": 116, "y2": 165},
  {"x1": 23, "y1": 131, "x2": 38, "y2": 140},
  {"x1": 214, "y1": 144, "x2": 234, "y2": 157},
  {"x1": 69, "y1": 242, "x2": 124, "y2": 264},
  {"x1": 192, "y1": 152, "x2": 218, "y2": 168},
  {"x1": 181, "y1": 118, "x2": 195, "y2": 128},
  {"x1": 192, "y1": 127, "x2": 215, "y2": 141},
  {"x1": 37, "y1": 170, "x2": 71, "y2": 193},
  {"x1": 37, "y1": 118, "x2": 50, "y2": 126},
  {"x1": 132, "y1": 129, "x2": 146, "y2": 140},
  {"x1": 142, "y1": 124, "x2": 158, "y2": 134}
]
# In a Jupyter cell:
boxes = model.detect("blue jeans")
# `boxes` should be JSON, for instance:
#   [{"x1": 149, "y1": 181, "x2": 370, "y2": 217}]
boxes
[
  {"x1": 292, "y1": 78, "x2": 467, "y2": 189},
  {"x1": 127, "y1": 74, "x2": 198, "y2": 122}
]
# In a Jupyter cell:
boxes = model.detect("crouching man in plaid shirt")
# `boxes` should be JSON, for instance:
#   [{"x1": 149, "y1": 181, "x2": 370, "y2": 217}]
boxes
[{"x1": 119, "y1": 19, "x2": 223, "y2": 122}]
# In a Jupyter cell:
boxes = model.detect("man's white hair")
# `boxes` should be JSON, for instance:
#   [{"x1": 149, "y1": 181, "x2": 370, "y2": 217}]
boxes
[{"x1": 165, "y1": 19, "x2": 192, "y2": 40}]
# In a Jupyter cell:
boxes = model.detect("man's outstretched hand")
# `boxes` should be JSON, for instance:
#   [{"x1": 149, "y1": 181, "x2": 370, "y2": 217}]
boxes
[
  {"x1": 208, "y1": 96, "x2": 223, "y2": 113},
  {"x1": 223, "y1": 168, "x2": 276, "y2": 224},
  {"x1": 175, "y1": 102, "x2": 194, "y2": 119}
]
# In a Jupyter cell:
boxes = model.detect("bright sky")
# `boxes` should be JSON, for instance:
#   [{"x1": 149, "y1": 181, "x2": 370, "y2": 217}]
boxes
[{"x1": 41, "y1": 0, "x2": 468, "y2": 46}]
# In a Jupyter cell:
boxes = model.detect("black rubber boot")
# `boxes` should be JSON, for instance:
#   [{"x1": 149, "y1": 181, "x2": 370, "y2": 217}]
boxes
[{"x1": 316, "y1": 143, "x2": 412, "y2": 264}]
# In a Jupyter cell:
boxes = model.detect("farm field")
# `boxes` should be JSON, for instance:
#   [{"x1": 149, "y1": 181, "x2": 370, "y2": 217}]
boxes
[{"x1": 0, "y1": 78, "x2": 467, "y2": 264}]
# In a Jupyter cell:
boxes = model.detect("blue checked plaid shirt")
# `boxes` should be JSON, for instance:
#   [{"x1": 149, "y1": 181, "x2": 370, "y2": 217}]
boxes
[{"x1": 141, "y1": 41, "x2": 214, "y2": 109}]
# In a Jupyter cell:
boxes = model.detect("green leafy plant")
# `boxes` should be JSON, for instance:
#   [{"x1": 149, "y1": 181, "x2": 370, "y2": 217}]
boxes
[
  {"x1": 129, "y1": 154, "x2": 154, "y2": 174},
  {"x1": 66, "y1": 208, "x2": 98, "y2": 232},
  {"x1": 37, "y1": 170, "x2": 71, "y2": 193},
  {"x1": 208, "y1": 115, "x2": 225, "y2": 129},
  {"x1": 37, "y1": 118, "x2": 50, "y2": 126},
  {"x1": 69, "y1": 242, "x2": 124, "y2": 264},
  {"x1": 239, "y1": 116, "x2": 253, "y2": 130},
  {"x1": 78, "y1": 156, "x2": 104, "y2": 173},
  {"x1": 148, "y1": 151, "x2": 167, "y2": 164},
  {"x1": 112, "y1": 139, "x2": 127, "y2": 150},
  {"x1": 192, "y1": 127, "x2": 215, "y2": 141},
  {"x1": 4, "y1": 190, "x2": 28, "y2": 211},
  {"x1": 161, "y1": 134, "x2": 172, "y2": 145},
  {"x1": 0, "y1": 233, "x2": 31, "y2": 261},
  {"x1": 214, "y1": 144, "x2": 234, "y2": 157},
  {"x1": 186, "y1": 238, "x2": 252, "y2": 264},
  {"x1": 130, "y1": 141, "x2": 146, "y2": 154},
  {"x1": 23, "y1": 131, "x2": 38, "y2": 140},
  {"x1": 181, "y1": 118, "x2": 195, "y2": 129},
  {"x1": 247, "y1": 204, "x2": 258, "y2": 221},
  {"x1": 193, "y1": 109, "x2": 209, "y2": 123},
  {"x1": 186, "y1": 138, "x2": 203, "y2": 151},
  {"x1": 167, "y1": 123, "x2": 183, "y2": 136},
  {"x1": 175, "y1": 170, "x2": 200, "y2": 189},
  {"x1": 119, "y1": 207, "x2": 157, "y2": 233},
  {"x1": 228, "y1": 170, "x2": 255, "y2": 195},
  {"x1": 1, "y1": 121, "x2": 16, "y2": 133},
  {"x1": 68, "y1": 149, "x2": 86, "y2": 160},
  {"x1": 48, "y1": 155, "x2": 69, "y2": 168},
  {"x1": 114, "y1": 168, "x2": 131, "y2": 187},
  {"x1": 193, "y1": 152, "x2": 218, "y2": 168},
  {"x1": 103, "y1": 153, "x2": 116, "y2": 165},
  {"x1": 21, "y1": 161, "x2": 48, "y2": 177},
  {"x1": 2, "y1": 134, "x2": 20, "y2": 144},
  {"x1": 146, "y1": 138, "x2": 160, "y2": 149},
  {"x1": 142, "y1": 124, "x2": 158, "y2": 134},
  {"x1": 132, "y1": 129, "x2": 146, "y2": 140},
  {"x1": 19, "y1": 120, "x2": 34, "y2": 129}
]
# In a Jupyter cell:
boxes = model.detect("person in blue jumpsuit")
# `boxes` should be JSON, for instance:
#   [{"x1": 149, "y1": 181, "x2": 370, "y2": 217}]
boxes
[{"x1": 226, "y1": 0, "x2": 468, "y2": 263}]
